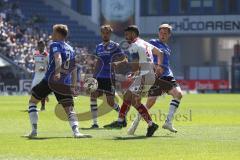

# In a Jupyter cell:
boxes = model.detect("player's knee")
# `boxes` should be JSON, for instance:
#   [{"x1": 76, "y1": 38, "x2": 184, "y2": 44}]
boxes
[
  {"x1": 59, "y1": 98, "x2": 74, "y2": 108},
  {"x1": 132, "y1": 103, "x2": 139, "y2": 109},
  {"x1": 146, "y1": 97, "x2": 156, "y2": 109},
  {"x1": 123, "y1": 95, "x2": 131, "y2": 103},
  {"x1": 175, "y1": 91, "x2": 183, "y2": 100},
  {"x1": 133, "y1": 99, "x2": 141, "y2": 108},
  {"x1": 91, "y1": 91, "x2": 99, "y2": 99},
  {"x1": 107, "y1": 98, "x2": 114, "y2": 107},
  {"x1": 90, "y1": 97, "x2": 97, "y2": 102},
  {"x1": 29, "y1": 96, "x2": 39, "y2": 105}
]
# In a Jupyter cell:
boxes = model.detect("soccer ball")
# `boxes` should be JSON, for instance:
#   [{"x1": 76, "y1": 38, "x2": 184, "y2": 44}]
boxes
[{"x1": 83, "y1": 77, "x2": 98, "y2": 93}]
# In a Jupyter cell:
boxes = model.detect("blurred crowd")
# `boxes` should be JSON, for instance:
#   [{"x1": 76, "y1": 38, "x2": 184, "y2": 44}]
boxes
[
  {"x1": 74, "y1": 46, "x2": 96, "y2": 74},
  {"x1": 0, "y1": 1, "x2": 50, "y2": 73},
  {"x1": 0, "y1": 0, "x2": 96, "y2": 77}
]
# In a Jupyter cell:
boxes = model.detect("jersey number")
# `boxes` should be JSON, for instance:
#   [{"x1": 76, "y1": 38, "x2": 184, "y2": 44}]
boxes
[
  {"x1": 63, "y1": 51, "x2": 70, "y2": 70},
  {"x1": 144, "y1": 44, "x2": 152, "y2": 62}
]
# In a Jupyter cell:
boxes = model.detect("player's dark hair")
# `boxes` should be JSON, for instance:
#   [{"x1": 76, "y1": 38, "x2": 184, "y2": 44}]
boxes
[
  {"x1": 53, "y1": 24, "x2": 68, "y2": 38},
  {"x1": 124, "y1": 25, "x2": 139, "y2": 36},
  {"x1": 100, "y1": 24, "x2": 113, "y2": 32}
]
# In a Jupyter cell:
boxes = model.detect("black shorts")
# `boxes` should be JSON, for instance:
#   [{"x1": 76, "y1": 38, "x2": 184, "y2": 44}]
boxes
[
  {"x1": 31, "y1": 79, "x2": 73, "y2": 107},
  {"x1": 148, "y1": 76, "x2": 179, "y2": 97},
  {"x1": 96, "y1": 78, "x2": 114, "y2": 95}
]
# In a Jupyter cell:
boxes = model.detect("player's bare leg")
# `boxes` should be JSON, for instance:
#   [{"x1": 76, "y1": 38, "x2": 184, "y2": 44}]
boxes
[
  {"x1": 132, "y1": 95, "x2": 159, "y2": 137},
  {"x1": 40, "y1": 96, "x2": 49, "y2": 111},
  {"x1": 146, "y1": 96, "x2": 158, "y2": 109},
  {"x1": 62, "y1": 100, "x2": 92, "y2": 138},
  {"x1": 162, "y1": 86, "x2": 183, "y2": 133},
  {"x1": 40, "y1": 98, "x2": 46, "y2": 111},
  {"x1": 90, "y1": 91, "x2": 102, "y2": 128},
  {"x1": 106, "y1": 93, "x2": 120, "y2": 112},
  {"x1": 103, "y1": 90, "x2": 132, "y2": 128},
  {"x1": 27, "y1": 95, "x2": 40, "y2": 138},
  {"x1": 128, "y1": 96, "x2": 158, "y2": 135},
  {"x1": 90, "y1": 90, "x2": 119, "y2": 128}
]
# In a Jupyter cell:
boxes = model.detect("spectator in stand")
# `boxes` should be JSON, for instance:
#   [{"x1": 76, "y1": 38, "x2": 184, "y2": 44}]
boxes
[{"x1": 0, "y1": 1, "x2": 97, "y2": 78}]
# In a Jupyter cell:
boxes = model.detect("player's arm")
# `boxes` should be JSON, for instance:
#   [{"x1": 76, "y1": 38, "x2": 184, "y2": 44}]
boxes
[
  {"x1": 92, "y1": 57, "x2": 101, "y2": 78},
  {"x1": 71, "y1": 67, "x2": 78, "y2": 96},
  {"x1": 33, "y1": 54, "x2": 37, "y2": 72},
  {"x1": 38, "y1": 58, "x2": 47, "y2": 72},
  {"x1": 92, "y1": 46, "x2": 102, "y2": 78},
  {"x1": 54, "y1": 52, "x2": 62, "y2": 80},
  {"x1": 152, "y1": 47, "x2": 164, "y2": 76},
  {"x1": 130, "y1": 53, "x2": 140, "y2": 76},
  {"x1": 112, "y1": 54, "x2": 128, "y2": 67},
  {"x1": 44, "y1": 54, "x2": 49, "y2": 71},
  {"x1": 71, "y1": 68, "x2": 77, "y2": 87}
]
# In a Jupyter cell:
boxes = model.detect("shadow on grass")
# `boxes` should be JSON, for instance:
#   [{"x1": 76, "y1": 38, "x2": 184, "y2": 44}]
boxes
[
  {"x1": 111, "y1": 135, "x2": 163, "y2": 140},
  {"x1": 19, "y1": 110, "x2": 28, "y2": 112},
  {"x1": 113, "y1": 135, "x2": 147, "y2": 140},
  {"x1": 19, "y1": 110, "x2": 46, "y2": 112},
  {"x1": 158, "y1": 135, "x2": 176, "y2": 138},
  {"x1": 110, "y1": 134, "x2": 176, "y2": 140},
  {"x1": 21, "y1": 136, "x2": 73, "y2": 140},
  {"x1": 80, "y1": 127, "x2": 109, "y2": 130}
]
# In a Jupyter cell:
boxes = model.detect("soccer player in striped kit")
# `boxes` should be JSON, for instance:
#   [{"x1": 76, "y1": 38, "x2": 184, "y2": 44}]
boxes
[
  {"x1": 27, "y1": 24, "x2": 91, "y2": 138},
  {"x1": 90, "y1": 25, "x2": 125, "y2": 128}
]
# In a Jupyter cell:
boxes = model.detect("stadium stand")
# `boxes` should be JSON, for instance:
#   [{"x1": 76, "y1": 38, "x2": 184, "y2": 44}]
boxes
[
  {"x1": 16, "y1": 0, "x2": 101, "y2": 45},
  {"x1": 0, "y1": 0, "x2": 99, "y2": 77}
]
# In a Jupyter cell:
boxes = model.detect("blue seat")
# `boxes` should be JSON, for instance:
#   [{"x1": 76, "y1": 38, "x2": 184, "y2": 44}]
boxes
[{"x1": 12, "y1": 0, "x2": 99, "y2": 46}]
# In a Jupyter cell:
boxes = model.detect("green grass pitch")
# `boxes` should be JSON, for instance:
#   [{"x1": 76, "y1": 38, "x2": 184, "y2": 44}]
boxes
[{"x1": 0, "y1": 94, "x2": 239, "y2": 160}]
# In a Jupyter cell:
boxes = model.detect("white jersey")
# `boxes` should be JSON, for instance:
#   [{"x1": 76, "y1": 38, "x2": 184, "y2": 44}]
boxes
[
  {"x1": 34, "y1": 50, "x2": 48, "y2": 75},
  {"x1": 128, "y1": 38, "x2": 155, "y2": 74},
  {"x1": 31, "y1": 50, "x2": 48, "y2": 88},
  {"x1": 127, "y1": 38, "x2": 156, "y2": 94}
]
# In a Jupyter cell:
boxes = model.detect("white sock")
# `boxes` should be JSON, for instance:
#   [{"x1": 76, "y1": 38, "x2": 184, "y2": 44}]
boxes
[
  {"x1": 68, "y1": 111, "x2": 79, "y2": 133},
  {"x1": 28, "y1": 103, "x2": 38, "y2": 132},
  {"x1": 130, "y1": 113, "x2": 141, "y2": 130},
  {"x1": 90, "y1": 99, "x2": 98, "y2": 125},
  {"x1": 135, "y1": 113, "x2": 142, "y2": 122},
  {"x1": 166, "y1": 99, "x2": 180, "y2": 123}
]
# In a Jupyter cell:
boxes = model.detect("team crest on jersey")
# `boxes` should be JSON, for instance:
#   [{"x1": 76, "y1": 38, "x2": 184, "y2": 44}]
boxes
[
  {"x1": 106, "y1": 45, "x2": 112, "y2": 51},
  {"x1": 53, "y1": 47, "x2": 58, "y2": 52},
  {"x1": 164, "y1": 49, "x2": 171, "y2": 55}
]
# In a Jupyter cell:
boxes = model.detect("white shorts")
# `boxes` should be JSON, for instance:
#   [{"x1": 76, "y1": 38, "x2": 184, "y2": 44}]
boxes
[
  {"x1": 129, "y1": 72, "x2": 155, "y2": 96},
  {"x1": 31, "y1": 73, "x2": 45, "y2": 89}
]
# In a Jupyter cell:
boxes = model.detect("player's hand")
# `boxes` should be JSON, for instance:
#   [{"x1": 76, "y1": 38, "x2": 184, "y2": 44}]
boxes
[
  {"x1": 155, "y1": 66, "x2": 164, "y2": 77},
  {"x1": 54, "y1": 73, "x2": 61, "y2": 81},
  {"x1": 127, "y1": 70, "x2": 140, "y2": 79}
]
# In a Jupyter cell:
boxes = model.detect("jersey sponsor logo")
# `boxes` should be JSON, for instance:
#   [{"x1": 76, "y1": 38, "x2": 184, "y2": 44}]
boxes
[
  {"x1": 178, "y1": 80, "x2": 229, "y2": 90},
  {"x1": 19, "y1": 79, "x2": 32, "y2": 92},
  {"x1": 53, "y1": 47, "x2": 58, "y2": 52}
]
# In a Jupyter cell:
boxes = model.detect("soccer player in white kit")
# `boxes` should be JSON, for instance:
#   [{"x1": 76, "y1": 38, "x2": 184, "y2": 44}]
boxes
[
  {"x1": 31, "y1": 40, "x2": 49, "y2": 111},
  {"x1": 104, "y1": 25, "x2": 164, "y2": 137},
  {"x1": 128, "y1": 24, "x2": 183, "y2": 135}
]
